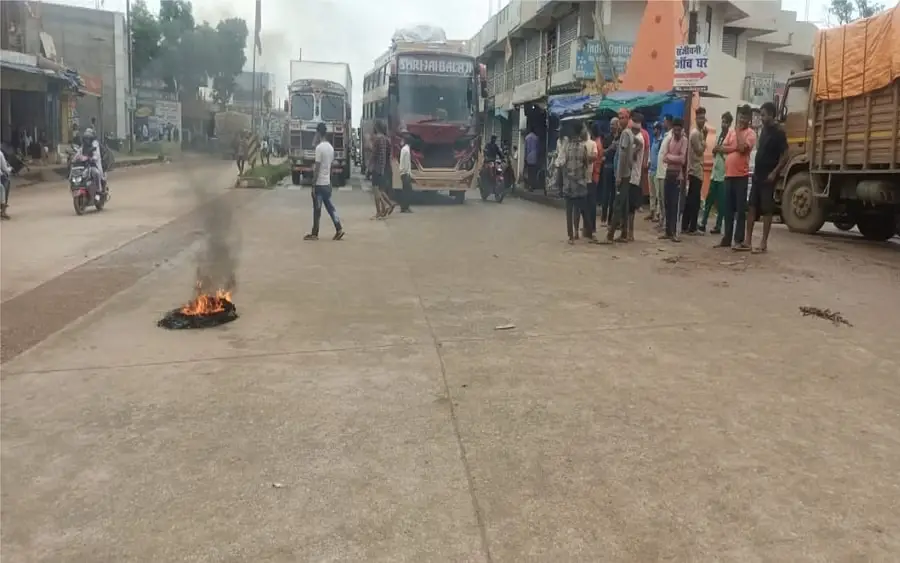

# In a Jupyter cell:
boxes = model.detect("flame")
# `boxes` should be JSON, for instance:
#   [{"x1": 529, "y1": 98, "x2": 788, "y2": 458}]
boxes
[{"x1": 180, "y1": 284, "x2": 233, "y2": 316}]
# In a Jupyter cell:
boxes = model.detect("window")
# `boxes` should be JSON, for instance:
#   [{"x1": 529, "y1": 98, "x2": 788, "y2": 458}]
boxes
[{"x1": 722, "y1": 29, "x2": 738, "y2": 58}]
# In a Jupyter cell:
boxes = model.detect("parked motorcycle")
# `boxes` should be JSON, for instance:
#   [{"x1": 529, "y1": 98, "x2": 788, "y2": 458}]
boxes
[
  {"x1": 478, "y1": 156, "x2": 507, "y2": 203},
  {"x1": 69, "y1": 154, "x2": 109, "y2": 215}
]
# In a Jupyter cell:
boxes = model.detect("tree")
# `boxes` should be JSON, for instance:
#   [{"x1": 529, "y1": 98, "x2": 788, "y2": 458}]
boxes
[
  {"x1": 130, "y1": 0, "x2": 161, "y2": 81},
  {"x1": 828, "y1": 0, "x2": 886, "y2": 24},
  {"x1": 157, "y1": 0, "x2": 196, "y2": 95},
  {"x1": 209, "y1": 18, "x2": 249, "y2": 105}
]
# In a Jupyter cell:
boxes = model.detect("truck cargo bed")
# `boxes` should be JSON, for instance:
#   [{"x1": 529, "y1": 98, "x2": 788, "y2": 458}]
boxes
[{"x1": 811, "y1": 79, "x2": 900, "y2": 172}]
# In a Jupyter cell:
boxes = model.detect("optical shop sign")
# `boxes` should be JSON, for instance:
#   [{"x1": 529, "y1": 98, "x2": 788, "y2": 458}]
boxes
[{"x1": 398, "y1": 56, "x2": 474, "y2": 76}]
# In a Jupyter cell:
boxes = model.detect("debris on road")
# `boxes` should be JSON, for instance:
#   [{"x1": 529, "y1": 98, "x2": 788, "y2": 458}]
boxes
[
  {"x1": 271, "y1": 482, "x2": 287, "y2": 489},
  {"x1": 662, "y1": 255, "x2": 683, "y2": 264},
  {"x1": 494, "y1": 324, "x2": 516, "y2": 331},
  {"x1": 799, "y1": 306, "x2": 853, "y2": 327}
]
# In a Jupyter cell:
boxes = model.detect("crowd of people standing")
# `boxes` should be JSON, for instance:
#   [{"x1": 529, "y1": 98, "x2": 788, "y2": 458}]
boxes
[{"x1": 554, "y1": 101, "x2": 788, "y2": 253}]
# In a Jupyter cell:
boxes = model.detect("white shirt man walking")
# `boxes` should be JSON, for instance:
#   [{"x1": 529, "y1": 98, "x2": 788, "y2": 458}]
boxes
[
  {"x1": 304, "y1": 122, "x2": 345, "y2": 241},
  {"x1": 398, "y1": 138, "x2": 413, "y2": 213}
]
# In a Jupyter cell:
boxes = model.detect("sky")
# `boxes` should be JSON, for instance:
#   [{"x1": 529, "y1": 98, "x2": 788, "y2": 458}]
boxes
[{"x1": 52, "y1": 0, "x2": 832, "y2": 121}]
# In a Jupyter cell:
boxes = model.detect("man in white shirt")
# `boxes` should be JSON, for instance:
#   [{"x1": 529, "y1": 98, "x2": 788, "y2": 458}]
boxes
[
  {"x1": 260, "y1": 137, "x2": 270, "y2": 165},
  {"x1": 582, "y1": 127, "x2": 599, "y2": 239},
  {"x1": 398, "y1": 137, "x2": 413, "y2": 213},
  {"x1": 0, "y1": 148, "x2": 12, "y2": 219},
  {"x1": 304, "y1": 122, "x2": 345, "y2": 241}
]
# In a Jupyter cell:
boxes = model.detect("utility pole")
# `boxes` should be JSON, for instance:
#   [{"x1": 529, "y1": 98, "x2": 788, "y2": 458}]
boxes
[{"x1": 126, "y1": 0, "x2": 135, "y2": 154}]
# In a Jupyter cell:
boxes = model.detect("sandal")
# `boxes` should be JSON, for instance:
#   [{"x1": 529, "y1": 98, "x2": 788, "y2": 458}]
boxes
[{"x1": 303, "y1": 234, "x2": 318, "y2": 241}]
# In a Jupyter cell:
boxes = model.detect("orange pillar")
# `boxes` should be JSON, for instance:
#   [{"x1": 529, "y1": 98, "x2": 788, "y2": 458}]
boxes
[{"x1": 619, "y1": 0, "x2": 687, "y2": 92}]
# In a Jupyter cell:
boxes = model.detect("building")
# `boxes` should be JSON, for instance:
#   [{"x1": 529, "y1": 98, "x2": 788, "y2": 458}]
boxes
[
  {"x1": 2, "y1": 0, "x2": 128, "y2": 141},
  {"x1": 471, "y1": 0, "x2": 816, "y2": 160}
]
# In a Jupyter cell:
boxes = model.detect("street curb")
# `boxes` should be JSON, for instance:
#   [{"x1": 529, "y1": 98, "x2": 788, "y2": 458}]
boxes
[{"x1": 511, "y1": 188, "x2": 566, "y2": 209}]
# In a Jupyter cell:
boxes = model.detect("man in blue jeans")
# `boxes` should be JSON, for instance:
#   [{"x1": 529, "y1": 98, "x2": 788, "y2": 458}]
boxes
[{"x1": 304, "y1": 122, "x2": 345, "y2": 241}]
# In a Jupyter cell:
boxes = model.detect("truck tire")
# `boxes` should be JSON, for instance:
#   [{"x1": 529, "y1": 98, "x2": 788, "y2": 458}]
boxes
[
  {"x1": 291, "y1": 171, "x2": 301, "y2": 185},
  {"x1": 781, "y1": 172, "x2": 827, "y2": 234},
  {"x1": 833, "y1": 221, "x2": 855, "y2": 231},
  {"x1": 856, "y1": 214, "x2": 896, "y2": 241},
  {"x1": 451, "y1": 190, "x2": 466, "y2": 204}
]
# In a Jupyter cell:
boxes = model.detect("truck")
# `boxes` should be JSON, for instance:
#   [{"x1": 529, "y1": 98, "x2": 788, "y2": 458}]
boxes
[
  {"x1": 213, "y1": 110, "x2": 251, "y2": 160},
  {"x1": 360, "y1": 25, "x2": 487, "y2": 203},
  {"x1": 287, "y1": 60, "x2": 353, "y2": 186},
  {"x1": 775, "y1": 5, "x2": 899, "y2": 241}
]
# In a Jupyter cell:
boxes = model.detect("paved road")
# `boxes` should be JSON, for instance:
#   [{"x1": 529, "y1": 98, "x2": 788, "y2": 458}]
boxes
[{"x1": 2, "y1": 170, "x2": 899, "y2": 562}]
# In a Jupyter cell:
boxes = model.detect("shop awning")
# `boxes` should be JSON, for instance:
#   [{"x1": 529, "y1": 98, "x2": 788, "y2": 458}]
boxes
[
  {"x1": 0, "y1": 59, "x2": 57, "y2": 77},
  {"x1": 548, "y1": 90, "x2": 681, "y2": 118}
]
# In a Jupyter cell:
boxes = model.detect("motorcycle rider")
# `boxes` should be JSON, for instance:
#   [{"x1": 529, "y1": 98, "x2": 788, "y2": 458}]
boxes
[
  {"x1": 484, "y1": 135, "x2": 501, "y2": 161},
  {"x1": 77, "y1": 128, "x2": 107, "y2": 194},
  {"x1": 0, "y1": 146, "x2": 12, "y2": 219}
]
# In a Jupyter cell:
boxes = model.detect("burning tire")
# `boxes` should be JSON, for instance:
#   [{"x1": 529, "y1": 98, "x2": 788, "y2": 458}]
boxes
[{"x1": 158, "y1": 289, "x2": 238, "y2": 329}]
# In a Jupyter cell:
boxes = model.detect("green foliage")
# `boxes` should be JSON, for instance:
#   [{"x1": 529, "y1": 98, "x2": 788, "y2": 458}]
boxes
[
  {"x1": 241, "y1": 162, "x2": 289, "y2": 187},
  {"x1": 210, "y1": 19, "x2": 249, "y2": 105},
  {"x1": 130, "y1": 0, "x2": 161, "y2": 81},
  {"x1": 129, "y1": 0, "x2": 248, "y2": 103},
  {"x1": 828, "y1": 0, "x2": 886, "y2": 24}
]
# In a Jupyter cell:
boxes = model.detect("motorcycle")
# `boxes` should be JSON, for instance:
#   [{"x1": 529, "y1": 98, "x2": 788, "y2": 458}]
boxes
[
  {"x1": 69, "y1": 154, "x2": 109, "y2": 215},
  {"x1": 478, "y1": 156, "x2": 507, "y2": 203}
]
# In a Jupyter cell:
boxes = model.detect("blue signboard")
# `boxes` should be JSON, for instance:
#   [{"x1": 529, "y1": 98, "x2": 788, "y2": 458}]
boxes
[{"x1": 575, "y1": 40, "x2": 633, "y2": 81}]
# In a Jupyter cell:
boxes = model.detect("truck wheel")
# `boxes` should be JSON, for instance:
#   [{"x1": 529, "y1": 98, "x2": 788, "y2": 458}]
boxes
[
  {"x1": 451, "y1": 190, "x2": 466, "y2": 204},
  {"x1": 291, "y1": 171, "x2": 301, "y2": 185},
  {"x1": 781, "y1": 172, "x2": 827, "y2": 234},
  {"x1": 833, "y1": 221, "x2": 855, "y2": 231},
  {"x1": 856, "y1": 214, "x2": 896, "y2": 241}
]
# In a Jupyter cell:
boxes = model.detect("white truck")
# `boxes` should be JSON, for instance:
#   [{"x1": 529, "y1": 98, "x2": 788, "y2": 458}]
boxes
[{"x1": 287, "y1": 60, "x2": 353, "y2": 186}]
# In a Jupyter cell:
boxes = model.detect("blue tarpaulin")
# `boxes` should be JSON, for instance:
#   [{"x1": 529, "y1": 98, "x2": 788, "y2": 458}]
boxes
[{"x1": 548, "y1": 90, "x2": 682, "y2": 118}]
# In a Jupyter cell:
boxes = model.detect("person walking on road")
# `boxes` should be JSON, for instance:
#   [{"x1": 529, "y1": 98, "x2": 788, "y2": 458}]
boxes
[
  {"x1": 659, "y1": 118, "x2": 688, "y2": 242},
  {"x1": 699, "y1": 111, "x2": 732, "y2": 234},
  {"x1": 715, "y1": 105, "x2": 756, "y2": 250},
  {"x1": 304, "y1": 123, "x2": 345, "y2": 241},
  {"x1": 744, "y1": 102, "x2": 788, "y2": 253},
  {"x1": 236, "y1": 132, "x2": 248, "y2": 175},
  {"x1": 555, "y1": 121, "x2": 590, "y2": 244},
  {"x1": 682, "y1": 107, "x2": 707, "y2": 235},
  {"x1": 398, "y1": 136, "x2": 413, "y2": 213},
  {"x1": 0, "y1": 147, "x2": 12, "y2": 220},
  {"x1": 368, "y1": 120, "x2": 396, "y2": 219}
]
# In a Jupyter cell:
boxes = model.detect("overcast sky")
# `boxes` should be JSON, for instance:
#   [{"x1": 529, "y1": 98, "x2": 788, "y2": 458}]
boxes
[{"x1": 53, "y1": 0, "x2": 829, "y2": 120}]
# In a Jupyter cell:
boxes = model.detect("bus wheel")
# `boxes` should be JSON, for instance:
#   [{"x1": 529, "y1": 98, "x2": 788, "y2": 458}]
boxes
[
  {"x1": 451, "y1": 190, "x2": 466, "y2": 204},
  {"x1": 782, "y1": 172, "x2": 826, "y2": 234},
  {"x1": 291, "y1": 171, "x2": 301, "y2": 185}
]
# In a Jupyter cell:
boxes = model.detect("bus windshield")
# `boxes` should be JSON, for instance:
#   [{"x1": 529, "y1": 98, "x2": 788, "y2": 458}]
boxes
[
  {"x1": 396, "y1": 57, "x2": 473, "y2": 124},
  {"x1": 291, "y1": 94, "x2": 314, "y2": 120},
  {"x1": 321, "y1": 94, "x2": 344, "y2": 121}
]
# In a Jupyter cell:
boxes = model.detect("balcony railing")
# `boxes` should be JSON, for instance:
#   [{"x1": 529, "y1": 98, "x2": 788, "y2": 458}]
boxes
[{"x1": 485, "y1": 37, "x2": 576, "y2": 99}]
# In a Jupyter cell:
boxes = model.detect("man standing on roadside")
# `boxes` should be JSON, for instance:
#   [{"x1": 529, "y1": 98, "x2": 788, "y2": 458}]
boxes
[
  {"x1": 715, "y1": 105, "x2": 756, "y2": 250},
  {"x1": 602, "y1": 115, "x2": 638, "y2": 243},
  {"x1": 627, "y1": 114, "x2": 646, "y2": 241},
  {"x1": 699, "y1": 111, "x2": 732, "y2": 234},
  {"x1": 599, "y1": 117, "x2": 620, "y2": 226},
  {"x1": 682, "y1": 107, "x2": 707, "y2": 235},
  {"x1": 555, "y1": 121, "x2": 590, "y2": 244},
  {"x1": 744, "y1": 101, "x2": 787, "y2": 253},
  {"x1": 304, "y1": 122, "x2": 345, "y2": 241},
  {"x1": 524, "y1": 127, "x2": 540, "y2": 191},
  {"x1": 648, "y1": 121, "x2": 663, "y2": 223},
  {"x1": 582, "y1": 125, "x2": 600, "y2": 240},
  {"x1": 660, "y1": 118, "x2": 688, "y2": 242},
  {"x1": 398, "y1": 136, "x2": 414, "y2": 213},
  {"x1": 654, "y1": 115, "x2": 674, "y2": 231}
]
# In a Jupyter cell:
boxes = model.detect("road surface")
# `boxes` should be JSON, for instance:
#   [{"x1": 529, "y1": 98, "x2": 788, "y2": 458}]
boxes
[{"x1": 2, "y1": 169, "x2": 899, "y2": 562}]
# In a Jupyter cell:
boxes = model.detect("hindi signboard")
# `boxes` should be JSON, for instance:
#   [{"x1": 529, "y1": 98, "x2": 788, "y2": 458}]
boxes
[{"x1": 673, "y1": 43, "x2": 710, "y2": 92}]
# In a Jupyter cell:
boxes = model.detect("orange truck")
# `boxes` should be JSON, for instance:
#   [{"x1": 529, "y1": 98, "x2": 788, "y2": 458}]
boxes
[{"x1": 776, "y1": 6, "x2": 899, "y2": 240}]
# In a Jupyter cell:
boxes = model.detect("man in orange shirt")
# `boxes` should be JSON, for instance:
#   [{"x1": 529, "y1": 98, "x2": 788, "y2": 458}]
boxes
[{"x1": 714, "y1": 105, "x2": 756, "y2": 250}]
